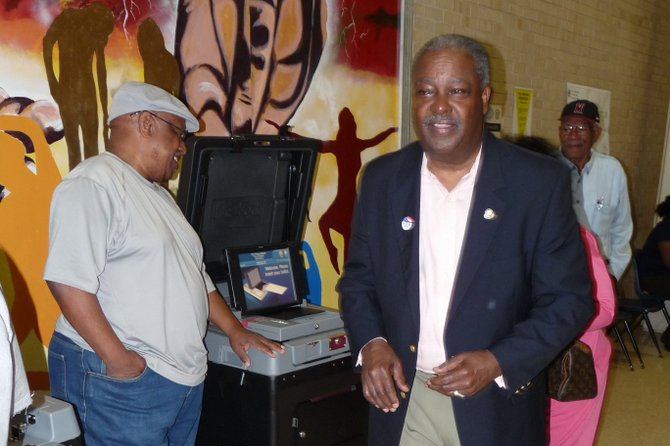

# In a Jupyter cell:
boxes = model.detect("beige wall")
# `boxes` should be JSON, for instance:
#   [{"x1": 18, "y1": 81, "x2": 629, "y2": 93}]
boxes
[{"x1": 408, "y1": 0, "x2": 670, "y2": 282}]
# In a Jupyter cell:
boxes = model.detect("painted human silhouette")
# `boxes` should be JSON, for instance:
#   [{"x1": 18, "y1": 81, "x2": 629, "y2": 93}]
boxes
[
  {"x1": 268, "y1": 107, "x2": 397, "y2": 273},
  {"x1": 175, "y1": 0, "x2": 326, "y2": 135},
  {"x1": 138, "y1": 18, "x2": 181, "y2": 96},
  {"x1": 320, "y1": 108, "x2": 396, "y2": 273},
  {"x1": 0, "y1": 116, "x2": 62, "y2": 389},
  {"x1": 43, "y1": 2, "x2": 114, "y2": 170}
]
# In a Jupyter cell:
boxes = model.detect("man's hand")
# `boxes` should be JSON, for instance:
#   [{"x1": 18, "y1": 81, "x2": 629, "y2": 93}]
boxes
[
  {"x1": 228, "y1": 326, "x2": 285, "y2": 368},
  {"x1": 207, "y1": 290, "x2": 284, "y2": 368},
  {"x1": 105, "y1": 349, "x2": 146, "y2": 379},
  {"x1": 360, "y1": 339, "x2": 410, "y2": 413},
  {"x1": 46, "y1": 281, "x2": 149, "y2": 380},
  {"x1": 426, "y1": 350, "x2": 501, "y2": 398}
]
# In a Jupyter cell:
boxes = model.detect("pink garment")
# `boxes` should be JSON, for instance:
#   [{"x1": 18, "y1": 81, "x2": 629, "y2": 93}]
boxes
[{"x1": 548, "y1": 226, "x2": 616, "y2": 446}]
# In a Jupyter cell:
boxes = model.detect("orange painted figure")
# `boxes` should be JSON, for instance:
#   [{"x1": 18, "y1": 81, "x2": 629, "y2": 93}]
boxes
[{"x1": 0, "y1": 115, "x2": 62, "y2": 389}]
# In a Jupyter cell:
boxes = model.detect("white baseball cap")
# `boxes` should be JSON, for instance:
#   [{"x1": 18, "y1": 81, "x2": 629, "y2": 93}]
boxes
[{"x1": 108, "y1": 81, "x2": 200, "y2": 133}]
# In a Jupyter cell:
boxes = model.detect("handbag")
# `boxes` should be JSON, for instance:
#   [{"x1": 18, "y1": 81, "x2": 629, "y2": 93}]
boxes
[{"x1": 547, "y1": 339, "x2": 597, "y2": 402}]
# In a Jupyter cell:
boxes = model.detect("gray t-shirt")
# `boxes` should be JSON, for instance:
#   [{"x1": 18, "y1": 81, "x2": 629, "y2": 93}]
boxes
[{"x1": 44, "y1": 152, "x2": 216, "y2": 386}]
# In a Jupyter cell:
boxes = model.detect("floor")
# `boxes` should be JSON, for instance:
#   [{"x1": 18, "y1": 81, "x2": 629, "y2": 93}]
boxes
[
  {"x1": 10, "y1": 327, "x2": 667, "y2": 445},
  {"x1": 595, "y1": 328, "x2": 669, "y2": 445}
]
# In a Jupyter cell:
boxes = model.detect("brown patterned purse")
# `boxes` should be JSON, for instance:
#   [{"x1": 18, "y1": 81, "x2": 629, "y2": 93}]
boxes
[{"x1": 547, "y1": 339, "x2": 597, "y2": 402}]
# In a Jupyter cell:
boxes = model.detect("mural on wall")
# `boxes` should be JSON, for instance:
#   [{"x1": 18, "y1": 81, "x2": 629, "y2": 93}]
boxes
[
  {"x1": 269, "y1": 108, "x2": 397, "y2": 275},
  {"x1": 294, "y1": 0, "x2": 401, "y2": 305},
  {"x1": 0, "y1": 0, "x2": 401, "y2": 388}
]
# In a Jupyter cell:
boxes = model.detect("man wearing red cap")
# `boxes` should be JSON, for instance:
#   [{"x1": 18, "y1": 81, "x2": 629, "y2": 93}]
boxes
[{"x1": 558, "y1": 99, "x2": 633, "y2": 282}]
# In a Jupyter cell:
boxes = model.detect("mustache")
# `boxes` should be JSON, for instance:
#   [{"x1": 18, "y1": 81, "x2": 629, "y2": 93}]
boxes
[{"x1": 423, "y1": 114, "x2": 458, "y2": 126}]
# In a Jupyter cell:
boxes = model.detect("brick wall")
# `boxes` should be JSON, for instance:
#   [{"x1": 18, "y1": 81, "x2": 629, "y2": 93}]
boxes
[{"x1": 407, "y1": 0, "x2": 670, "y2": 262}]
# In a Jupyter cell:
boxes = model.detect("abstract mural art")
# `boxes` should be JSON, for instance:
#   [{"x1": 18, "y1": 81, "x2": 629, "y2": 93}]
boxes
[
  {"x1": 0, "y1": 0, "x2": 402, "y2": 388},
  {"x1": 175, "y1": 0, "x2": 328, "y2": 136}
]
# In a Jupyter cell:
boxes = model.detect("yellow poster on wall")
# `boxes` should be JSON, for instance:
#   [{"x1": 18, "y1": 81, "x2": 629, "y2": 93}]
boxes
[{"x1": 513, "y1": 87, "x2": 533, "y2": 136}]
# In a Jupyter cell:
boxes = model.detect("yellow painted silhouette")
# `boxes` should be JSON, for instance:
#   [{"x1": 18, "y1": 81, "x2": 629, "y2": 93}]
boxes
[{"x1": 0, "y1": 115, "x2": 62, "y2": 389}]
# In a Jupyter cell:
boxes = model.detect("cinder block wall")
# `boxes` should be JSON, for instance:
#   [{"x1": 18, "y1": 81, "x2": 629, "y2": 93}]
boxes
[{"x1": 408, "y1": 0, "x2": 670, "y2": 260}]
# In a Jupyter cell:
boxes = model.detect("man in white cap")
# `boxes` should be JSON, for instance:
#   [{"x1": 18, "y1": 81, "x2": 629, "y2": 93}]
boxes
[{"x1": 43, "y1": 81, "x2": 284, "y2": 445}]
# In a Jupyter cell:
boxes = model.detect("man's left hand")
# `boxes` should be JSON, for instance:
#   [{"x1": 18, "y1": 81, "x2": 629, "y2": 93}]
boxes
[
  {"x1": 228, "y1": 327, "x2": 285, "y2": 368},
  {"x1": 426, "y1": 350, "x2": 501, "y2": 398}
]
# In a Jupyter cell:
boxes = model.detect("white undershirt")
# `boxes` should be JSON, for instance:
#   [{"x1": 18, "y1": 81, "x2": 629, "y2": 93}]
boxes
[{"x1": 416, "y1": 149, "x2": 481, "y2": 372}]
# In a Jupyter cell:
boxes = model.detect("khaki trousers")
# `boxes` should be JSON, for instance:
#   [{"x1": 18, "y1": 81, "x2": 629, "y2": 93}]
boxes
[{"x1": 399, "y1": 370, "x2": 461, "y2": 446}]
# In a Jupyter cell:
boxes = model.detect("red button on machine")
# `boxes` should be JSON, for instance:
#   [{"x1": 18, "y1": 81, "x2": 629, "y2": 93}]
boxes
[{"x1": 329, "y1": 334, "x2": 347, "y2": 350}]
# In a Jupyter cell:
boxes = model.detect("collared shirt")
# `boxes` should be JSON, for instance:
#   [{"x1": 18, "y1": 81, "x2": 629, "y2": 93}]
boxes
[
  {"x1": 559, "y1": 150, "x2": 633, "y2": 279},
  {"x1": 355, "y1": 145, "x2": 504, "y2": 387},
  {"x1": 417, "y1": 149, "x2": 481, "y2": 372}
]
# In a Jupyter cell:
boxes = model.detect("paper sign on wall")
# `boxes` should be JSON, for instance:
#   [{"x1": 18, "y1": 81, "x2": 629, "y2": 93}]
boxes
[
  {"x1": 485, "y1": 104, "x2": 503, "y2": 138},
  {"x1": 566, "y1": 83, "x2": 611, "y2": 154},
  {"x1": 513, "y1": 87, "x2": 533, "y2": 136}
]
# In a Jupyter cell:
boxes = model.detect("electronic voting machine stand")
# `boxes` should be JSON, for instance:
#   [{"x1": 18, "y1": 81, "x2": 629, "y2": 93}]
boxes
[{"x1": 177, "y1": 135, "x2": 367, "y2": 445}]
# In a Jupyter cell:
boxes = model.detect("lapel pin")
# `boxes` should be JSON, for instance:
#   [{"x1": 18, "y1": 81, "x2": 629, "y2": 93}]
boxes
[
  {"x1": 483, "y1": 208, "x2": 497, "y2": 220},
  {"x1": 401, "y1": 216, "x2": 416, "y2": 231}
]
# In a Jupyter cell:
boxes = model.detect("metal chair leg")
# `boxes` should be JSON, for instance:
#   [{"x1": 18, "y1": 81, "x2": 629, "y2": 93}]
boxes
[
  {"x1": 642, "y1": 313, "x2": 663, "y2": 357},
  {"x1": 662, "y1": 305, "x2": 670, "y2": 327},
  {"x1": 624, "y1": 320, "x2": 645, "y2": 368},
  {"x1": 612, "y1": 325, "x2": 634, "y2": 371}
]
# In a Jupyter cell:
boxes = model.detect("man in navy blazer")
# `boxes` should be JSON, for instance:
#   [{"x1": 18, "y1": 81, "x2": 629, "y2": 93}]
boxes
[{"x1": 339, "y1": 34, "x2": 594, "y2": 445}]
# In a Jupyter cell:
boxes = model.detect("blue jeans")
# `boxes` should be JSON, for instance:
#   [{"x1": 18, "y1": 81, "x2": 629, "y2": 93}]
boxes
[{"x1": 48, "y1": 332, "x2": 204, "y2": 445}]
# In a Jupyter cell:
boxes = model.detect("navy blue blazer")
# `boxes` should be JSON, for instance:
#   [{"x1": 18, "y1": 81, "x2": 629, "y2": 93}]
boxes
[{"x1": 339, "y1": 132, "x2": 594, "y2": 446}]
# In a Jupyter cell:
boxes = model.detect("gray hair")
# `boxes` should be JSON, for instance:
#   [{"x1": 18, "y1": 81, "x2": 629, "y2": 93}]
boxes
[{"x1": 413, "y1": 34, "x2": 491, "y2": 91}]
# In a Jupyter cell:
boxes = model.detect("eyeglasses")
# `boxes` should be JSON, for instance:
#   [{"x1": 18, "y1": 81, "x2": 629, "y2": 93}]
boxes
[
  {"x1": 559, "y1": 124, "x2": 592, "y2": 135},
  {"x1": 142, "y1": 111, "x2": 189, "y2": 141}
]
